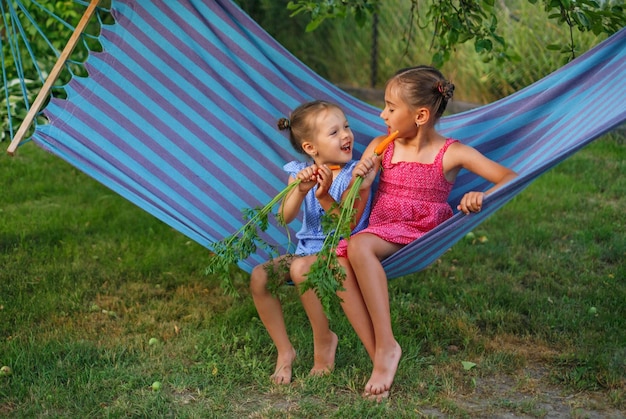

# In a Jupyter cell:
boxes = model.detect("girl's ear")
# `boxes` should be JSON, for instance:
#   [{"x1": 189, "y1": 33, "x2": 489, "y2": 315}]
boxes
[
  {"x1": 301, "y1": 141, "x2": 317, "y2": 157},
  {"x1": 414, "y1": 107, "x2": 430, "y2": 126}
]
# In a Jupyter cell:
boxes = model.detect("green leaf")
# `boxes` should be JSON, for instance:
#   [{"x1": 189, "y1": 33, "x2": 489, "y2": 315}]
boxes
[
  {"x1": 448, "y1": 29, "x2": 459, "y2": 45},
  {"x1": 431, "y1": 51, "x2": 446, "y2": 68},
  {"x1": 305, "y1": 19, "x2": 323, "y2": 32},
  {"x1": 298, "y1": 176, "x2": 364, "y2": 317},
  {"x1": 548, "y1": 0, "x2": 562, "y2": 9},
  {"x1": 462, "y1": 361, "x2": 477, "y2": 371},
  {"x1": 573, "y1": 11, "x2": 591, "y2": 29},
  {"x1": 475, "y1": 38, "x2": 493, "y2": 53},
  {"x1": 205, "y1": 180, "x2": 301, "y2": 294},
  {"x1": 354, "y1": 8, "x2": 368, "y2": 27},
  {"x1": 492, "y1": 33, "x2": 506, "y2": 47}
]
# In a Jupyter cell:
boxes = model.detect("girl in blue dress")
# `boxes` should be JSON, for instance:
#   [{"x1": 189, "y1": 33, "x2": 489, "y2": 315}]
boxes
[{"x1": 250, "y1": 100, "x2": 371, "y2": 384}]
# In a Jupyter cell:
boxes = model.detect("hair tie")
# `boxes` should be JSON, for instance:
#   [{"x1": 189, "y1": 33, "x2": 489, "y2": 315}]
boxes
[
  {"x1": 277, "y1": 117, "x2": 291, "y2": 131},
  {"x1": 435, "y1": 81, "x2": 454, "y2": 101}
]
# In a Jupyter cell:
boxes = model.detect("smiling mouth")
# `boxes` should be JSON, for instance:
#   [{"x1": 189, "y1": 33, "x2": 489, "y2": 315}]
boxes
[{"x1": 341, "y1": 143, "x2": 351, "y2": 151}]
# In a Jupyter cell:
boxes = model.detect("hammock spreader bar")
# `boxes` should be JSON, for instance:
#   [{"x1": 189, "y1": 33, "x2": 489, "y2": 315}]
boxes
[{"x1": 7, "y1": 0, "x2": 101, "y2": 156}]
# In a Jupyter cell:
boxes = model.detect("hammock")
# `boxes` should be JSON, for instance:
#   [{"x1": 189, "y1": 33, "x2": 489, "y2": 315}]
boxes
[{"x1": 7, "y1": 0, "x2": 626, "y2": 279}]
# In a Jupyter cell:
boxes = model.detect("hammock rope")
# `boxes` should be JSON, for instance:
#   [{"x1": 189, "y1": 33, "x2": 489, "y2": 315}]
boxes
[
  {"x1": 2, "y1": 0, "x2": 108, "y2": 146},
  {"x1": 5, "y1": 0, "x2": 626, "y2": 279}
]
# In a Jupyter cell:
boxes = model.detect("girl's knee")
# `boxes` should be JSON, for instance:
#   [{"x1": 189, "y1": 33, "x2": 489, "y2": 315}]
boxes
[
  {"x1": 347, "y1": 234, "x2": 388, "y2": 262},
  {"x1": 249, "y1": 264, "x2": 268, "y2": 294},
  {"x1": 289, "y1": 258, "x2": 307, "y2": 285},
  {"x1": 346, "y1": 236, "x2": 369, "y2": 260}
]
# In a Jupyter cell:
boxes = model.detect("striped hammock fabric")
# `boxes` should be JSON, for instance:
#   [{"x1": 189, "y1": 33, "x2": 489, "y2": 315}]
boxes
[{"x1": 29, "y1": 0, "x2": 626, "y2": 278}]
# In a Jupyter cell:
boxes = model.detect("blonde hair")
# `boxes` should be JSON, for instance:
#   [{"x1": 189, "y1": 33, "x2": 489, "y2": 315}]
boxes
[{"x1": 277, "y1": 100, "x2": 343, "y2": 154}]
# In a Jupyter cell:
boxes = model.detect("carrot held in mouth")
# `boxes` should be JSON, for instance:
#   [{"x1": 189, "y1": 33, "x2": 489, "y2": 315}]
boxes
[
  {"x1": 339, "y1": 130, "x2": 398, "y2": 201},
  {"x1": 346, "y1": 130, "x2": 400, "y2": 211},
  {"x1": 373, "y1": 130, "x2": 399, "y2": 156}
]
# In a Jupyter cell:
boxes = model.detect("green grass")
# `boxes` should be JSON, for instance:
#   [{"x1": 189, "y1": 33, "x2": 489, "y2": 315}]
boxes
[{"x1": 1, "y1": 134, "x2": 625, "y2": 417}]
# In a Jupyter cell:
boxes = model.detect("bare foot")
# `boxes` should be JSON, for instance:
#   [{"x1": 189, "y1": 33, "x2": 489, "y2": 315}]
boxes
[
  {"x1": 363, "y1": 390, "x2": 390, "y2": 403},
  {"x1": 309, "y1": 331, "x2": 338, "y2": 377},
  {"x1": 363, "y1": 340, "x2": 401, "y2": 396},
  {"x1": 270, "y1": 347, "x2": 296, "y2": 384}
]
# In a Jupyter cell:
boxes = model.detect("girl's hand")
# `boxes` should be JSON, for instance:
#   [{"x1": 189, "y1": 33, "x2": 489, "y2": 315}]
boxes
[
  {"x1": 353, "y1": 157, "x2": 378, "y2": 189},
  {"x1": 315, "y1": 165, "x2": 333, "y2": 199},
  {"x1": 457, "y1": 191, "x2": 485, "y2": 214},
  {"x1": 295, "y1": 165, "x2": 319, "y2": 193}
]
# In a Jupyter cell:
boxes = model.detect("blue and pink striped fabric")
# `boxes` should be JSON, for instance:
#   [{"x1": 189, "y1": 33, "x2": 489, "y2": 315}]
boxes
[{"x1": 31, "y1": 0, "x2": 626, "y2": 278}]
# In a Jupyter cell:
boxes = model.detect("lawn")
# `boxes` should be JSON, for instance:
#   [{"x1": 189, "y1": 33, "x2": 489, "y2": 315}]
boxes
[{"x1": 1, "y1": 132, "x2": 624, "y2": 417}]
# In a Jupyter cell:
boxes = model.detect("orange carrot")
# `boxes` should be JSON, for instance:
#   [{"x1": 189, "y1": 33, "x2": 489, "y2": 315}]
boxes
[
  {"x1": 373, "y1": 130, "x2": 399, "y2": 156},
  {"x1": 313, "y1": 164, "x2": 341, "y2": 175}
]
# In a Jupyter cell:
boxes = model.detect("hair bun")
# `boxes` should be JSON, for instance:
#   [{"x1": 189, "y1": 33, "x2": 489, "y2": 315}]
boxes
[
  {"x1": 277, "y1": 117, "x2": 291, "y2": 130},
  {"x1": 435, "y1": 81, "x2": 455, "y2": 101}
]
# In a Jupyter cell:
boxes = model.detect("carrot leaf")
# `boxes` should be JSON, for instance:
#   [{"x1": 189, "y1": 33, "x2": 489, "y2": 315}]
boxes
[
  {"x1": 298, "y1": 179, "x2": 361, "y2": 317},
  {"x1": 298, "y1": 203, "x2": 348, "y2": 318},
  {"x1": 205, "y1": 180, "x2": 301, "y2": 295}
]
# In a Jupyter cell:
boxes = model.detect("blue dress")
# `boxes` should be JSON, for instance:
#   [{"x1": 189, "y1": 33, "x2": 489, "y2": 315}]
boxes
[{"x1": 283, "y1": 160, "x2": 371, "y2": 255}]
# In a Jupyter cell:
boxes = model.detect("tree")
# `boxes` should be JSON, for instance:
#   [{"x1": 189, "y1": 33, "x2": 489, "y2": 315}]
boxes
[{"x1": 286, "y1": 0, "x2": 625, "y2": 66}]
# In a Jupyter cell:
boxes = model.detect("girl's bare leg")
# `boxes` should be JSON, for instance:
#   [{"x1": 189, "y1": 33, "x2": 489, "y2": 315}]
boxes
[
  {"x1": 250, "y1": 256, "x2": 296, "y2": 384},
  {"x1": 347, "y1": 234, "x2": 403, "y2": 397},
  {"x1": 290, "y1": 256, "x2": 338, "y2": 376},
  {"x1": 336, "y1": 256, "x2": 376, "y2": 361}
]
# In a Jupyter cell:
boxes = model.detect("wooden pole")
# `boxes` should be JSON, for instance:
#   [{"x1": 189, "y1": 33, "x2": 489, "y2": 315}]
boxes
[{"x1": 7, "y1": 0, "x2": 101, "y2": 156}]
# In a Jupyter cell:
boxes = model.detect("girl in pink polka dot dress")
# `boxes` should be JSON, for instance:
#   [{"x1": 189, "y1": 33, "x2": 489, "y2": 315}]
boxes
[
  {"x1": 338, "y1": 137, "x2": 457, "y2": 247},
  {"x1": 334, "y1": 66, "x2": 517, "y2": 400}
]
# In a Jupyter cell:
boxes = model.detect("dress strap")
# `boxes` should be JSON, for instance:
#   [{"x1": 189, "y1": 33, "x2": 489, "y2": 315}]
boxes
[{"x1": 433, "y1": 138, "x2": 458, "y2": 166}]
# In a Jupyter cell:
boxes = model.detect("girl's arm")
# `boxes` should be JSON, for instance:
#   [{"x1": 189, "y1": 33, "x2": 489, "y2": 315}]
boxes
[
  {"x1": 280, "y1": 167, "x2": 319, "y2": 223},
  {"x1": 446, "y1": 142, "x2": 518, "y2": 214},
  {"x1": 340, "y1": 135, "x2": 385, "y2": 227},
  {"x1": 279, "y1": 176, "x2": 307, "y2": 224}
]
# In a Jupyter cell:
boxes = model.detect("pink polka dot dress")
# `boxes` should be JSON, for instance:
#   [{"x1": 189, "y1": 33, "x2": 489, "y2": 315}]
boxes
[{"x1": 337, "y1": 138, "x2": 457, "y2": 256}]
